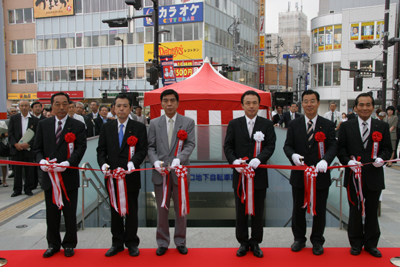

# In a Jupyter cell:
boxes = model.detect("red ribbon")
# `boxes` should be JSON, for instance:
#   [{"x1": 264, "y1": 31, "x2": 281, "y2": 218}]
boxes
[
  {"x1": 160, "y1": 169, "x2": 171, "y2": 210},
  {"x1": 302, "y1": 167, "x2": 317, "y2": 215},
  {"x1": 47, "y1": 160, "x2": 70, "y2": 210},
  {"x1": 105, "y1": 167, "x2": 129, "y2": 217},
  {"x1": 243, "y1": 166, "x2": 255, "y2": 216},
  {"x1": 253, "y1": 142, "x2": 262, "y2": 158},
  {"x1": 175, "y1": 166, "x2": 190, "y2": 217}
]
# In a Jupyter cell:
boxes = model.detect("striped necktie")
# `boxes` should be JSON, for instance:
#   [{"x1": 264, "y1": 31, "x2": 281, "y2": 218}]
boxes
[
  {"x1": 55, "y1": 120, "x2": 63, "y2": 145},
  {"x1": 362, "y1": 121, "x2": 369, "y2": 148},
  {"x1": 307, "y1": 120, "x2": 314, "y2": 145}
]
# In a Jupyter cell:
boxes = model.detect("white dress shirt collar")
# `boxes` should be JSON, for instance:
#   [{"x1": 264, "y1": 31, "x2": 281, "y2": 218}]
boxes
[
  {"x1": 357, "y1": 116, "x2": 372, "y2": 134},
  {"x1": 118, "y1": 118, "x2": 129, "y2": 135},
  {"x1": 304, "y1": 114, "x2": 318, "y2": 131},
  {"x1": 55, "y1": 115, "x2": 68, "y2": 132}
]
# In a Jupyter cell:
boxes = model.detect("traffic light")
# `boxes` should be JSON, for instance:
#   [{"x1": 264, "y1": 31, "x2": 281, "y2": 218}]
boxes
[
  {"x1": 102, "y1": 92, "x2": 108, "y2": 100},
  {"x1": 377, "y1": 90, "x2": 383, "y2": 100},
  {"x1": 125, "y1": 0, "x2": 142, "y2": 10},
  {"x1": 102, "y1": 18, "x2": 128, "y2": 28},
  {"x1": 354, "y1": 75, "x2": 363, "y2": 91},
  {"x1": 147, "y1": 66, "x2": 159, "y2": 85},
  {"x1": 227, "y1": 66, "x2": 240, "y2": 72},
  {"x1": 355, "y1": 40, "x2": 375, "y2": 49},
  {"x1": 219, "y1": 70, "x2": 228, "y2": 78}
]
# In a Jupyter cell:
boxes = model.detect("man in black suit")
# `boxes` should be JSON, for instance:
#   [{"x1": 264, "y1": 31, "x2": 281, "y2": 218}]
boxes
[
  {"x1": 224, "y1": 90, "x2": 276, "y2": 258},
  {"x1": 279, "y1": 103, "x2": 301, "y2": 127},
  {"x1": 272, "y1": 106, "x2": 283, "y2": 125},
  {"x1": 97, "y1": 94, "x2": 148, "y2": 257},
  {"x1": 283, "y1": 90, "x2": 337, "y2": 255},
  {"x1": 94, "y1": 105, "x2": 110, "y2": 136},
  {"x1": 8, "y1": 100, "x2": 39, "y2": 197},
  {"x1": 338, "y1": 93, "x2": 391, "y2": 258},
  {"x1": 33, "y1": 92, "x2": 87, "y2": 258},
  {"x1": 85, "y1": 100, "x2": 100, "y2": 136},
  {"x1": 31, "y1": 101, "x2": 46, "y2": 189},
  {"x1": 347, "y1": 104, "x2": 358, "y2": 120},
  {"x1": 76, "y1": 102, "x2": 93, "y2": 138}
]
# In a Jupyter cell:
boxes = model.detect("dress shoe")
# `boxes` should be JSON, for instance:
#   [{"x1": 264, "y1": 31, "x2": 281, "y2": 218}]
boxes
[
  {"x1": 312, "y1": 244, "x2": 324, "y2": 255},
  {"x1": 8, "y1": 172, "x2": 14, "y2": 178},
  {"x1": 11, "y1": 192, "x2": 21, "y2": 197},
  {"x1": 156, "y1": 246, "x2": 168, "y2": 256},
  {"x1": 291, "y1": 241, "x2": 305, "y2": 252},
  {"x1": 43, "y1": 248, "x2": 60, "y2": 258},
  {"x1": 350, "y1": 247, "x2": 362, "y2": 255},
  {"x1": 25, "y1": 191, "x2": 33, "y2": 196},
  {"x1": 64, "y1": 248, "x2": 74, "y2": 257},
  {"x1": 365, "y1": 247, "x2": 382, "y2": 258},
  {"x1": 128, "y1": 246, "x2": 139, "y2": 257},
  {"x1": 105, "y1": 246, "x2": 124, "y2": 257},
  {"x1": 250, "y1": 245, "x2": 263, "y2": 258},
  {"x1": 236, "y1": 245, "x2": 249, "y2": 257},
  {"x1": 177, "y1": 245, "x2": 188, "y2": 255}
]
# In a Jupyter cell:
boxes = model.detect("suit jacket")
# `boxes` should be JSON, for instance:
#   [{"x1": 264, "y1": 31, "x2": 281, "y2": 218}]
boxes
[
  {"x1": 131, "y1": 114, "x2": 148, "y2": 125},
  {"x1": 8, "y1": 114, "x2": 39, "y2": 157},
  {"x1": 224, "y1": 116, "x2": 276, "y2": 190},
  {"x1": 347, "y1": 113, "x2": 357, "y2": 120},
  {"x1": 279, "y1": 111, "x2": 301, "y2": 128},
  {"x1": 272, "y1": 113, "x2": 283, "y2": 125},
  {"x1": 82, "y1": 115, "x2": 94, "y2": 138},
  {"x1": 148, "y1": 114, "x2": 196, "y2": 185},
  {"x1": 283, "y1": 116, "x2": 337, "y2": 189},
  {"x1": 94, "y1": 116, "x2": 110, "y2": 136},
  {"x1": 337, "y1": 118, "x2": 392, "y2": 190},
  {"x1": 33, "y1": 116, "x2": 87, "y2": 191},
  {"x1": 97, "y1": 119, "x2": 148, "y2": 192}
]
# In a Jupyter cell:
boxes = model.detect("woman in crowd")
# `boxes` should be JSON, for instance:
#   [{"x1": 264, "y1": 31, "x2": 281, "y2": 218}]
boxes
[{"x1": 384, "y1": 106, "x2": 398, "y2": 167}]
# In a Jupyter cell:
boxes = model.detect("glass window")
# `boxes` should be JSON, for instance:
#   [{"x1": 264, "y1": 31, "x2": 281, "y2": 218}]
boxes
[
  {"x1": 27, "y1": 70, "x2": 35, "y2": 83},
  {"x1": 110, "y1": 67, "x2": 118, "y2": 80},
  {"x1": 324, "y1": 63, "x2": 332, "y2": 86},
  {"x1": 135, "y1": 32, "x2": 144, "y2": 44},
  {"x1": 109, "y1": 0, "x2": 117, "y2": 11},
  {"x1": 93, "y1": 68, "x2": 101, "y2": 80},
  {"x1": 60, "y1": 70, "x2": 68, "y2": 81},
  {"x1": 360, "y1": 60, "x2": 373, "y2": 78},
  {"x1": 17, "y1": 40, "x2": 24, "y2": 54},
  {"x1": 18, "y1": 70, "x2": 26, "y2": 84},
  {"x1": 85, "y1": 68, "x2": 93, "y2": 80},
  {"x1": 53, "y1": 69, "x2": 60, "y2": 81},
  {"x1": 109, "y1": 34, "x2": 116, "y2": 46},
  {"x1": 76, "y1": 0, "x2": 83, "y2": 13},
  {"x1": 127, "y1": 33, "x2": 134, "y2": 45},
  {"x1": 312, "y1": 64, "x2": 317, "y2": 87},
  {"x1": 66, "y1": 37, "x2": 75, "y2": 48},
  {"x1": 77, "y1": 68, "x2": 84, "y2": 80},
  {"x1": 69, "y1": 69, "x2": 76, "y2": 81},
  {"x1": 317, "y1": 63, "x2": 323, "y2": 87},
  {"x1": 76, "y1": 33, "x2": 82, "y2": 47},
  {"x1": 173, "y1": 24, "x2": 182, "y2": 41},
  {"x1": 24, "y1": 8, "x2": 32, "y2": 23},
  {"x1": 136, "y1": 64, "x2": 145, "y2": 79},
  {"x1": 349, "y1": 61, "x2": 358, "y2": 78},
  {"x1": 8, "y1": 10, "x2": 15, "y2": 24},
  {"x1": 100, "y1": 0, "x2": 108, "y2": 12},
  {"x1": 37, "y1": 70, "x2": 44, "y2": 82},
  {"x1": 127, "y1": 66, "x2": 135, "y2": 79},
  {"x1": 60, "y1": 38, "x2": 67, "y2": 49},
  {"x1": 101, "y1": 67, "x2": 109, "y2": 80},
  {"x1": 99, "y1": 35, "x2": 108, "y2": 46},
  {"x1": 10, "y1": 41, "x2": 16, "y2": 54},
  {"x1": 11, "y1": 70, "x2": 17, "y2": 83},
  {"x1": 184, "y1": 24, "x2": 192, "y2": 41},
  {"x1": 15, "y1": 9, "x2": 23, "y2": 24},
  {"x1": 333, "y1": 62, "x2": 341, "y2": 86},
  {"x1": 334, "y1": 25, "x2": 342, "y2": 49},
  {"x1": 161, "y1": 25, "x2": 172, "y2": 42},
  {"x1": 118, "y1": 67, "x2": 126, "y2": 81},
  {"x1": 53, "y1": 38, "x2": 59, "y2": 49},
  {"x1": 92, "y1": 36, "x2": 99, "y2": 47},
  {"x1": 92, "y1": 0, "x2": 100, "y2": 12},
  {"x1": 145, "y1": 27, "x2": 153, "y2": 43},
  {"x1": 84, "y1": 36, "x2": 91, "y2": 47},
  {"x1": 83, "y1": 0, "x2": 91, "y2": 13},
  {"x1": 45, "y1": 71, "x2": 52, "y2": 82},
  {"x1": 375, "y1": 61, "x2": 383, "y2": 77},
  {"x1": 37, "y1": 39, "x2": 44, "y2": 51},
  {"x1": 25, "y1": 39, "x2": 34, "y2": 53}
]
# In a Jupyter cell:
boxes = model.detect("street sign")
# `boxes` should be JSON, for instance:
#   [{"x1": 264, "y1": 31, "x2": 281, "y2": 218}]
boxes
[{"x1": 283, "y1": 53, "x2": 308, "y2": 59}]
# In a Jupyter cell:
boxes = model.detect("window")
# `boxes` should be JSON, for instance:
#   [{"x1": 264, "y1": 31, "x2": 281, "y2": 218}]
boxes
[
  {"x1": 17, "y1": 40, "x2": 24, "y2": 54},
  {"x1": 109, "y1": 34, "x2": 116, "y2": 46},
  {"x1": 100, "y1": 35, "x2": 108, "y2": 46},
  {"x1": 77, "y1": 68, "x2": 84, "y2": 81},
  {"x1": 334, "y1": 25, "x2": 342, "y2": 49},
  {"x1": 8, "y1": 10, "x2": 14, "y2": 24},
  {"x1": 37, "y1": 70, "x2": 44, "y2": 82},
  {"x1": 53, "y1": 69, "x2": 60, "y2": 81},
  {"x1": 10, "y1": 41, "x2": 16, "y2": 54},
  {"x1": 66, "y1": 37, "x2": 75, "y2": 48},
  {"x1": 127, "y1": 66, "x2": 135, "y2": 79},
  {"x1": 24, "y1": 8, "x2": 32, "y2": 23},
  {"x1": 135, "y1": 32, "x2": 144, "y2": 44},
  {"x1": 27, "y1": 70, "x2": 35, "y2": 83},
  {"x1": 92, "y1": 36, "x2": 99, "y2": 47},
  {"x1": 11, "y1": 70, "x2": 17, "y2": 84},
  {"x1": 69, "y1": 70, "x2": 76, "y2": 81},
  {"x1": 349, "y1": 61, "x2": 358, "y2": 78},
  {"x1": 360, "y1": 60, "x2": 373, "y2": 78},
  {"x1": 317, "y1": 64, "x2": 323, "y2": 87},
  {"x1": 136, "y1": 64, "x2": 145, "y2": 79},
  {"x1": 118, "y1": 67, "x2": 126, "y2": 81},
  {"x1": 173, "y1": 24, "x2": 183, "y2": 42},
  {"x1": 127, "y1": 33, "x2": 134, "y2": 45},
  {"x1": 53, "y1": 38, "x2": 59, "y2": 50},
  {"x1": 101, "y1": 67, "x2": 109, "y2": 80},
  {"x1": 324, "y1": 63, "x2": 332, "y2": 86},
  {"x1": 85, "y1": 68, "x2": 93, "y2": 81},
  {"x1": 60, "y1": 38, "x2": 67, "y2": 49},
  {"x1": 84, "y1": 35, "x2": 92, "y2": 47},
  {"x1": 25, "y1": 40, "x2": 34, "y2": 53},
  {"x1": 93, "y1": 68, "x2": 101, "y2": 80},
  {"x1": 312, "y1": 65, "x2": 317, "y2": 87},
  {"x1": 333, "y1": 62, "x2": 341, "y2": 86},
  {"x1": 76, "y1": 0, "x2": 83, "y2": 13},
  {"x1": 375, "y1": 61, "x2": 383, "y2": 77},
  {"x1": 76, "y1": 33, "x2": 83, "y2": 47},
  {"x1": 15, "y1": 9, "x2": 23, "y2": 23},
  {"x1": 145, "y1": 27, "x2": 153, "y2": 43},
  {"x1": 184, "y1": 24, "x2": 192, "y2": 41},
  {"x1": 60, "y1": 70, "x2": 68, "y2": 81},
  {"x1": 37, "y1": 39, "x2": 44, "y2": 51}
]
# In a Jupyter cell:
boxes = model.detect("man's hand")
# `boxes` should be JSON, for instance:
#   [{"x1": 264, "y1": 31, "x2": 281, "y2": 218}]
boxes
[
  {"x1": 154, "y1": 161, "x2": 165, "y2": 174},
  {"x1": 316, "y1": 160, "x2": 328, "y2": 173},
  {"x1": 233, "y1": 159, "x2": 245, "y2": 173},
  {"x1": 348, "y1": 160, "x2": 362, "y2": 172},
  {"x1": 101, "y1": 164, "x2": 110, "y2": 175},
  {"x1": 14, "y1": 143, "x2": 23, "y2": 151},
  {"x1": 20, "y1": 143, "x2": 30, "y2": 150},
  {"x1": 170, "y1": 158, "x2": 181, "y2": 169},
  {"x1": 127, "y1": 162, "x2": 135, "y2": 174},
  {"x1": 291, "y1": 153, "x2": 304, "y2": 166},
  {"x1": 39, "y1": 159, "x2": 49, "y2": 172},
  {"x1": 249, "y1": 158, "x2": 261, "y2": 169},
  {"x1": 53, "y1": 161, "x2": 70, "y2": 172},
  {"x1": 372, "y1": 157, "x2": 384, "y2": 168}
]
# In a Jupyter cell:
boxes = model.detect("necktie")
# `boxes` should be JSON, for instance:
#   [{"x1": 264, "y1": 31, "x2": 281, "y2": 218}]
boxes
[
  {"x1": 168, "y1": 118, "x2": 174, "y2": 148},
  {"x1": 292, "y1": 113, "x2": 295, "y2": 120},
  {"x1": 331, "y1": 112, "x2": 334, "y2": 122},
  {"x1": 248, "y1": 120, "x2": 254, "y2": 138},
  {"x1": 119, "y1": 124, "x2": 124, "y2": 148},
  {"x1": 307, "y1": 120, "x2": 314, "y2": 145},
  {"x1": 362, "y1": 121, "x2": 369, "y2": 148},
  {"x1": 55, "y1": 120, "x2": 63, "y2": 145},
  {"x1": 93, "y1": 113, "x2": 97, "y2": 119}
]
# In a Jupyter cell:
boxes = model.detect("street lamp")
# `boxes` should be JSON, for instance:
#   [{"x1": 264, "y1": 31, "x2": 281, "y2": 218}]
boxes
[{"x1": 114, "y1": 36, "x2": 125, "y2": 93}]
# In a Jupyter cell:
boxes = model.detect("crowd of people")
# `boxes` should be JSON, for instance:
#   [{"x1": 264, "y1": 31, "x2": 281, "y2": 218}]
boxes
[{"x1": 0, "y1": 89, "x2": 395, "y2": 261}]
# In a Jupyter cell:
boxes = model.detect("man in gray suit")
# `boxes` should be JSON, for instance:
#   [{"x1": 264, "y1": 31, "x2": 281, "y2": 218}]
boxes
[
  {"x1": 148, "y1": 89, "x2": 195, "y2": 256},
  {"x1": 131, "y1": 106, "x2": 148, "y2": 125}
]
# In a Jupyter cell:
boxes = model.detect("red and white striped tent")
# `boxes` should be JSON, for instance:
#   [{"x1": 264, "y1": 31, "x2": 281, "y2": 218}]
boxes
[{"x1": 144, "y1": 57, "x2": 272, "y2": 125}]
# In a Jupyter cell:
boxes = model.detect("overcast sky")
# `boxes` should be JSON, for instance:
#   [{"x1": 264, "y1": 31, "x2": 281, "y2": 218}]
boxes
[{"x1": 265, "y1": 0, "x2": 320, "y2": 33}]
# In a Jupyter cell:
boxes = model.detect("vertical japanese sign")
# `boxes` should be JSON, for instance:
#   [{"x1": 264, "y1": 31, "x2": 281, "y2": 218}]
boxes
[
  {"x1": 350, "y1": 23, "x2": 359, "y2": 41},
  {"x1": 259, "y1": 0, "x2": 265, "y2": 91},
  {"x1": 376, "y1": 21, "x2": 384, "y2": 39},
  {"x1": 160, "y1": 55, "x2": 177, "y2": 86},
  {"x1": 325, "y1": 26, "x2": 333, "y2": 50},
  {"x1": 361, "y1": 22, "x2": 374, "y2": 40},
  {"x1": 334, "y1": 25, "x2": 342, "y2": 49},
  {"x1": 318, "y1": 27, "x2": 325, "y2": 51}
]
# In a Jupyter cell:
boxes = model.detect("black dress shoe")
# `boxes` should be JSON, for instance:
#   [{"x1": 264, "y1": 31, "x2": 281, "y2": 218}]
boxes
[
  {"x1": 365, "y1": 247, "x2": 382, "y2": 258},
  {"x1": 43, "y1": 248, "x2": 60, "y2": 258},
  {"x1": 128, "y1": 246, "x2": 139, "y2": 257},
  {"x1": 291, "y1": 241, "x2": 305, "y2": 252},
  {"x1": 350, "y1": 247, "x2": 362, "y2": 255},
  {"x1": 236, "y1": 245, "x2": 249, "y2": 257},
  {"x1": 105, "y1": 246, "x2": 124, "y2": 257},
  {"x1": 11, "y1": 192, "x2": 21, "y2": 197},
  {"x1": 25, "y1": 191, "x2": 33, "y2": 196},
  {"x1": 64, "y1": 248, "x2": 74, "y2": 257},
  {"x1": 156, "y1": 247, "x2": 168, "y2": 256},
  {"x1": 250, "y1": 245, "x2": 263, "y2": 258},
  {"x1": 177, "y1": 245, "x2": 188, "y2": 255},
  {"x1": 312, "y1": 244, "x2": 324, "y2": 255}
]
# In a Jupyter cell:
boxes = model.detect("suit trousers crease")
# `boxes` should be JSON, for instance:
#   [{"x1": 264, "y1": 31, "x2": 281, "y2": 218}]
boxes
[
  {"x1": 234, "y1": 187, "x2": 266, "y2": 247},
  {"x1": 154, "y1": 177, "x2": 187, "y2": 248},
  {"x1": 347, "y1": 181, "x2": 381, "y2": 249},
  {"x1": 109, "y1": 190, "x2": 140, "y2": 248},
  {"x1": 44, "y1": 188, "x2": 78, "y2": 249},
  {"x1": 291, "y1": 186, "x2": 329, "y2": 245},
  {"x1": 12, "y1": 153, "x2": 34, "y2": 193}
]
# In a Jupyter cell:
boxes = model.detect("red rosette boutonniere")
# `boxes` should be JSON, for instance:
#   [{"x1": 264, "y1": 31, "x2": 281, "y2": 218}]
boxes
[
  {"x1": 175, "y1": 130, "x2": 188, "y2": 156},
  {"x1": 371, "y1": 131, "x2": 382, "y2": 159},
  {"x1": 314, "y1": 132, "x2": 326, "y2": 159},
  {"x1": 127, "y1": 135, "x2": 138, "y2": 161},
  {"x1": 65, "y1": 133, "x2": 76, "y2": 159}
]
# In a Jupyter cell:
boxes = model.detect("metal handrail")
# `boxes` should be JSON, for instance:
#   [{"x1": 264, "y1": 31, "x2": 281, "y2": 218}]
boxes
[
  {"x1": 330, "y1": 162, "x2": 345, "y2": 230},
  {"x1": 80, "y1": 162, "x2": 110, "y2": 230}
]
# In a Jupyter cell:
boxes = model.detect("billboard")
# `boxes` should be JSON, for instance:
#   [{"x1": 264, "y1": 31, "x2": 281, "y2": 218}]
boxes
[
  {"x1": 144, "y1": 2, "x2": 203, "y2": 26},
  {"x1": 8, "y1": 93, "x2": 37, "y2": 100},
  {"x1": 144, "y1": 40, "x2": 202, "y2": 62},
  {"x1": 34, "y1": 0, "x2": 74, "y2": 19}
]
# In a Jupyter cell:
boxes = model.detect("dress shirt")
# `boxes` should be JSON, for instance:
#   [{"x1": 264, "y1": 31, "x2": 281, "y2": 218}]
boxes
[
  {"x1": 304, "y1": 115, "x2": 318, "y2": 132},
  {"x1": 92, "y1": 112, "x2": 99, "y2": 119},
  {"x1": 71, "y1": 114, "x2": 86, "y2": 128},
  {"x1": 357, "y1": 116, "x2": 372, "y2": 137},
  {"x1": 290, "y1": 111, "x2": 296, "y2": 120},
  {"x1": 117, "y1": 118, "x2": 129, "y2": 136},
  {"x1": 166, "y1": 113, "x2": 178, "y2": 135},
  {"x1": 55, "y1": 115, "x2": 68, "y2": 133},
  {"x1": 21, "y1": 113, "x2": 31, "y2": 136},
  {"x1": 245, "y1": 115, "x2": 257, "y2": 138}
]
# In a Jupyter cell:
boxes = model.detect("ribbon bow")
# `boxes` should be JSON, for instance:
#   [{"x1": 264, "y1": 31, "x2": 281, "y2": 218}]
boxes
[
  {"x1": 48, "y1": 160, "x2": 70, "y2": 210},
  {"x1": 160, "y1": 168, "x2": 171, "y2": 210},
  {"x1": 349, "y1": 166, "x2": 365, "y2": 216},
  {"x1": 303, "y1": 166, "x2": 317, "y2": 216},
  {"x1": 238, "y1": 166, "x2": 255, "y2": 216},
  {"x1": 175, "y1": 165, "x2": 190, "y2": 217},
  {"x1": 105, "y1": 167, "x2": 129, "y2": 217}
]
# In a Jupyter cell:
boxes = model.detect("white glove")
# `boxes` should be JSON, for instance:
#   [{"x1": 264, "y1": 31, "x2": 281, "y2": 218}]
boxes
[
  {"x1": 372, "y1": 157, "x2": 384, "y2": 168},
  {"x1": 101, "y1": 163, "x2": 110, "y2": 175},
  {"x1": 291, "y1": 153, "x2": 304, "y2": 166},
  {"x1": 316, "y1": 160, "x2": 328, "y2": 173},
  {"x1": 170, "y1": 158, "x2": 181, "y2": 169},
  {"x1": 154, "y1": 160, "x2": 165, "y2": 174},
  {"x1": 53, "y1": 161, "x2": 70, "y2": 172},
  {"x1": 249, "y1": 158, "x2": 261, "y2": 169},
  {"x1": 39, "y1": 159, "x2": 49, "y2": 172},
  {"x1": 348, "y1": 160, "x2": 362, "y2": 172},
  {"x1": 127, "y1": 161, "x2": 135, "y2": 174},
  {"x1": 233, "y1": 159, "x2": 244, "y2": 173}
]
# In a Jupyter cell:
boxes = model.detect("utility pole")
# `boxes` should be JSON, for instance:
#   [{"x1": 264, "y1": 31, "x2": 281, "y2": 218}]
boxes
[
  {"x1": 382, "y1": 0, "x2": 390, "y2": 110},
  {"x1": 152, "y1": 0, "x2": 159, "y2": 89}
]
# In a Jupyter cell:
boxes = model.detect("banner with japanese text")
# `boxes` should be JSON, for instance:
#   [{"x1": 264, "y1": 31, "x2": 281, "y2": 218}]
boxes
[
  {"x1": 160, "y1": 55, "x2": 177, "y2": 86},
  {"x1": 144, "y1": 40, "x2": 202, "y2": 62},
  {"x1": 144, "y1": 2, "x2": 203, "y2": 26},
  {"x1": 34, "y1": 0, "x2": 74, "y2": 18}
]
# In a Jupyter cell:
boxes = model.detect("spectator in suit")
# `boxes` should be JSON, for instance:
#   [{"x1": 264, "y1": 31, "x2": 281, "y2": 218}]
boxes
[
  {"x1": 67, "y1": 101, "x2": 86, "y2": 126},
  {"x1": 279, "y1": 103, "x2": 301, "y2": 128},
  {"x1": 323, "y1": 102, "x2": 342, "y2": 136},
  {"x1": 86, "y1": 100, "x2": 100, "y2": 136},
  {"x1": 131, "y1": 106, "x2": 148, "y2": 125},
  {"x1": 272, "y1": 106, "x2": 283, "y2": 125},
  {"x1": 347, "y1": 104, "x2": 358, "y2": 120},
  {"x1": 107, "y1": 102, "x2": 117, "y2": 120},
  {"x1": 94, "y1": 105, "x2": 111, "y2": 135},
  {"x1": 31, "y1": 101, "x2": 46, "y2": 120},
  {"x1": 76, "y1": 102, "x2": 93, "y2": 138},
  {"x1": 7, "y1": 107, "x2": 18, "y2": 119}
]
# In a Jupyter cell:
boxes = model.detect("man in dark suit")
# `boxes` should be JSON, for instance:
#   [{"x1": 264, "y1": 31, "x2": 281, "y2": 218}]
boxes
[
  {"x1": 338, "y1": 93, "x2": 391, "y2": 258},
  {"x1": 272, "y1": 106, "x2": 283, "y2": 125},
  {"x1": 283, "y1": 90, "x2": 337, "y2": 255},
  {"x1": 224, "y1": 90, "x2": 276, "y2": 258},
  {"x1": 97, "y1": 94, "x2": 147, "y2": 257},
  {"x1": 347, "y1": 104, "x2": 358, "y2": 120},
  {"x1": 85, "y1": 100, "x2": 100, "y2": 136},
  {"x1": 76, "y1": 102, "x2": 93, "y2": 138},
  {"x1": 94, "y1": 105, "x2": 111, "y2": 136},
  {"x1": 8, "y1": 100, "x2": 39, "y2": 197},
  {"x1": 279, "y1": 103, "x2": 301, "y2": 127},
  {"x1": 31, "y1": 101, "x2": 46, "y2": 189},
  {"x1": 33, "y1": 92, "x2": 87, "y2": 258}
]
